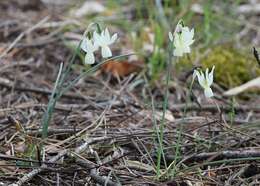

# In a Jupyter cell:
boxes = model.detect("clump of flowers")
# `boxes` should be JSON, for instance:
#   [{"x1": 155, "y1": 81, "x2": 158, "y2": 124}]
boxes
[
  {"x1": 168, "y1": 21, "x2": 194, "y2": 57},
  {"x1": 81, "y1": 28, "x2": 118, "y2": 64},
  {"x1": 168, "y1": 20, "x2": 215, "y2": 98},
  {"x1": 193, "y1": 66, "x2": 215, "y2": 98}
]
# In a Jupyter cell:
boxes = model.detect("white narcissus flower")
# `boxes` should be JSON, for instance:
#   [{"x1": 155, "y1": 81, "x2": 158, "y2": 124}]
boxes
[
  {"x1": 169, "y1": 22, "x2": 194, "y2": 57},
  {"x1": 81, "y1": 37, "x2": 98, "y2": 64},
  {"x1": 194, "y1": 66, "x2": 215, "y2": 98},
  {"x1": 94, "y1": 28, "x2": 118, "y2": 58}
]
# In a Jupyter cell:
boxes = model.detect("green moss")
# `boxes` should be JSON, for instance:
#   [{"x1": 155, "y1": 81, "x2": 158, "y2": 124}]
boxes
[
  {"x1": 201, "y1": 46, "x2": 260, "y2": 88},
  {"x1": 176, "y1": 46, "x2": 260, "y2": 88}
]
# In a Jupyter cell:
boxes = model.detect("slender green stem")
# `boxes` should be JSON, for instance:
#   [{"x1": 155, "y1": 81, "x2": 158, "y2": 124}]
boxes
[
  {"x1": 184, "y1": 79, "x2": 194, "y2": 116},
  {"x1": 41, "y1": 40, "x2": 83, "y2": 140},
  {"x1": 156, "y1": 59, "x2": 171, "y2": 178},
  {"x1": 41, "y1": 53, "x2": 134, "y2": 139},
  {"x1": 171, "y1": 68, "x2": 194, "y2": 176},
  {"x1": 229, "y1": 96, "x2": 235, "y2": 126},
  {"x1": 59, "y1": 40, "x2": 82, "y2": 86},
  {"x1": 156, "y1": 41, "x2": 173, "y2": 179},
  {"x1": 41, "y1": 62, "x2": 64, "y2": 139}
]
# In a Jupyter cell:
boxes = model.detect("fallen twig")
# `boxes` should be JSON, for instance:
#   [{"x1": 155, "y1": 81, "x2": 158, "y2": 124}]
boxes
[
  {"x1": 176, "y1": 149, "x2": 260, "y2": 164},
  {"x1": 10, "y1": 149, "x2": 68, "y2": 186},
  {"x1": 0, "y1": 77, "x2": 85, "y2": 100},
  {"x1": 77, "y1": 159, "x2": 120, "y2": 186},
  {"x1": 0, "y1": 16, "x2": 50, "y2": 59},
  {"x1": 168, "y1": 103, "x2": 260, "y2": 113}
]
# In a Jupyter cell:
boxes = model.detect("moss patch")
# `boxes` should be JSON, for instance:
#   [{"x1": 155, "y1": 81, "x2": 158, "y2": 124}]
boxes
[
  {"x1": 201, "y1": 46, "x2": 260, "y2": 88},
  {"x1": 176, "y1": 46, "x2": 260, "y2": 88}
]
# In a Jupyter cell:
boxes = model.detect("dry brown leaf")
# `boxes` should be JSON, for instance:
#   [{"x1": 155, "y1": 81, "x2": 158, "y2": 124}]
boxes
[
  {"x1": 101, "y1": 60, "x2": 144, "y2": 77},
  {"x1": 223, "y1": 77, "x2": 260, "y2": 96}
]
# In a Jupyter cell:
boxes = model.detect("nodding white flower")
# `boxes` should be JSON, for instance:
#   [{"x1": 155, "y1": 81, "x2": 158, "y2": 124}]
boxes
[
  {"x1": 169, "y1": 22, "x2": 194, "y2": 57},
  {"x1": 94, "y1": 28, "x2": 118, "y2": 58},
  {"x1": 194, "y1": 66, "x2": 215, "y2": 98},
  {"x1": 81, "y1": 37, "x2": 98, "y2": 64}
]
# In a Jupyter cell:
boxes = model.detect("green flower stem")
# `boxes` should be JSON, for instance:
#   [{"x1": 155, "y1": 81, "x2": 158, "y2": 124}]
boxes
[
  {"x1": 171, "y1": 77, "x2": 194, "y2": 176},
  {"x1": 156, "y1": 41, "x2": 173, "y2": 179},
  {"x1": 41, "y1": 40, "x2": 82, "y2": 140},
  {"x1": 41, "y1": 52, "x2": 135, "y2": 139},
  {"x1": 41, "y1": 62, "x2": 64, "y2": 139},
  {"x1": 229, "y1": 96, "x2": 235, "y2": 126}
]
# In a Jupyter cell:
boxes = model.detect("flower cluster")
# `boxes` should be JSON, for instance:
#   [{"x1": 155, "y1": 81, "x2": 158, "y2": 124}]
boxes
[
  {"x1": 81, "y1": 28, "x2": 118, "y2": 64},
  {"x1": 80, "y1": 22, "x2": 215, "y2": 98},
  {"x1": 169, "y1": 21, "x2": 215, "y2": 98}
]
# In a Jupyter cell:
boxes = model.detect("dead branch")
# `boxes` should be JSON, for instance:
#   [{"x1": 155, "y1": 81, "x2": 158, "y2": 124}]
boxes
[
  {"x1": 168, "y1": 103, "x2": 260, "y2": 113},
  {"x1": 175, "y1": 149, "x2": 260, "y2": 164}
]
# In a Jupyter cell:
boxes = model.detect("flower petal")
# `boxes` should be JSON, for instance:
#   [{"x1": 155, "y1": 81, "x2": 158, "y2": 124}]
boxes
[
  {"x1": 104, "y1": 28, "x2": 110, "y2": 38},
  {"x1": 168, "y1": 32, "x2": 173, "y2": 42},
  {"x1": 208, "y1": 66, "x2": 215, "y2": 86},
  {"x1": 173, "y1": 34, "x2": 182, "y2": 48},
  {"x1": 85, "y1": 52, "x2": 95, "y2": 64},
  {"x1": 196, "y1": 71, "x2": 206, "y2": 88},
  {"x1": 183, "y1": 28, "x2": 194, "y2": 40},
  {"x1": 205, "y1": 68, "x2": 209, "y2": 80},
  {"x1": 204, "y1": 87, "x2": 214, "y2": 98},
  {"x1": 110, "y1": 33, "x2": 118, "y2": 44},
  {"x1": 93, "y1": 31, "x2": 102, "y2": 46},
  {"x1": 192, "y1": 70, "x2": 198, "y2": 81},
  {"x1": 173, "y1": 47, "x2": 183, "y2": 57},
  {"x1": 81, "y1": 38, "x2": 88, "y2": 52},
  {"x1": 101, "y1": 45, "x2": 112, "y2": 58}
]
